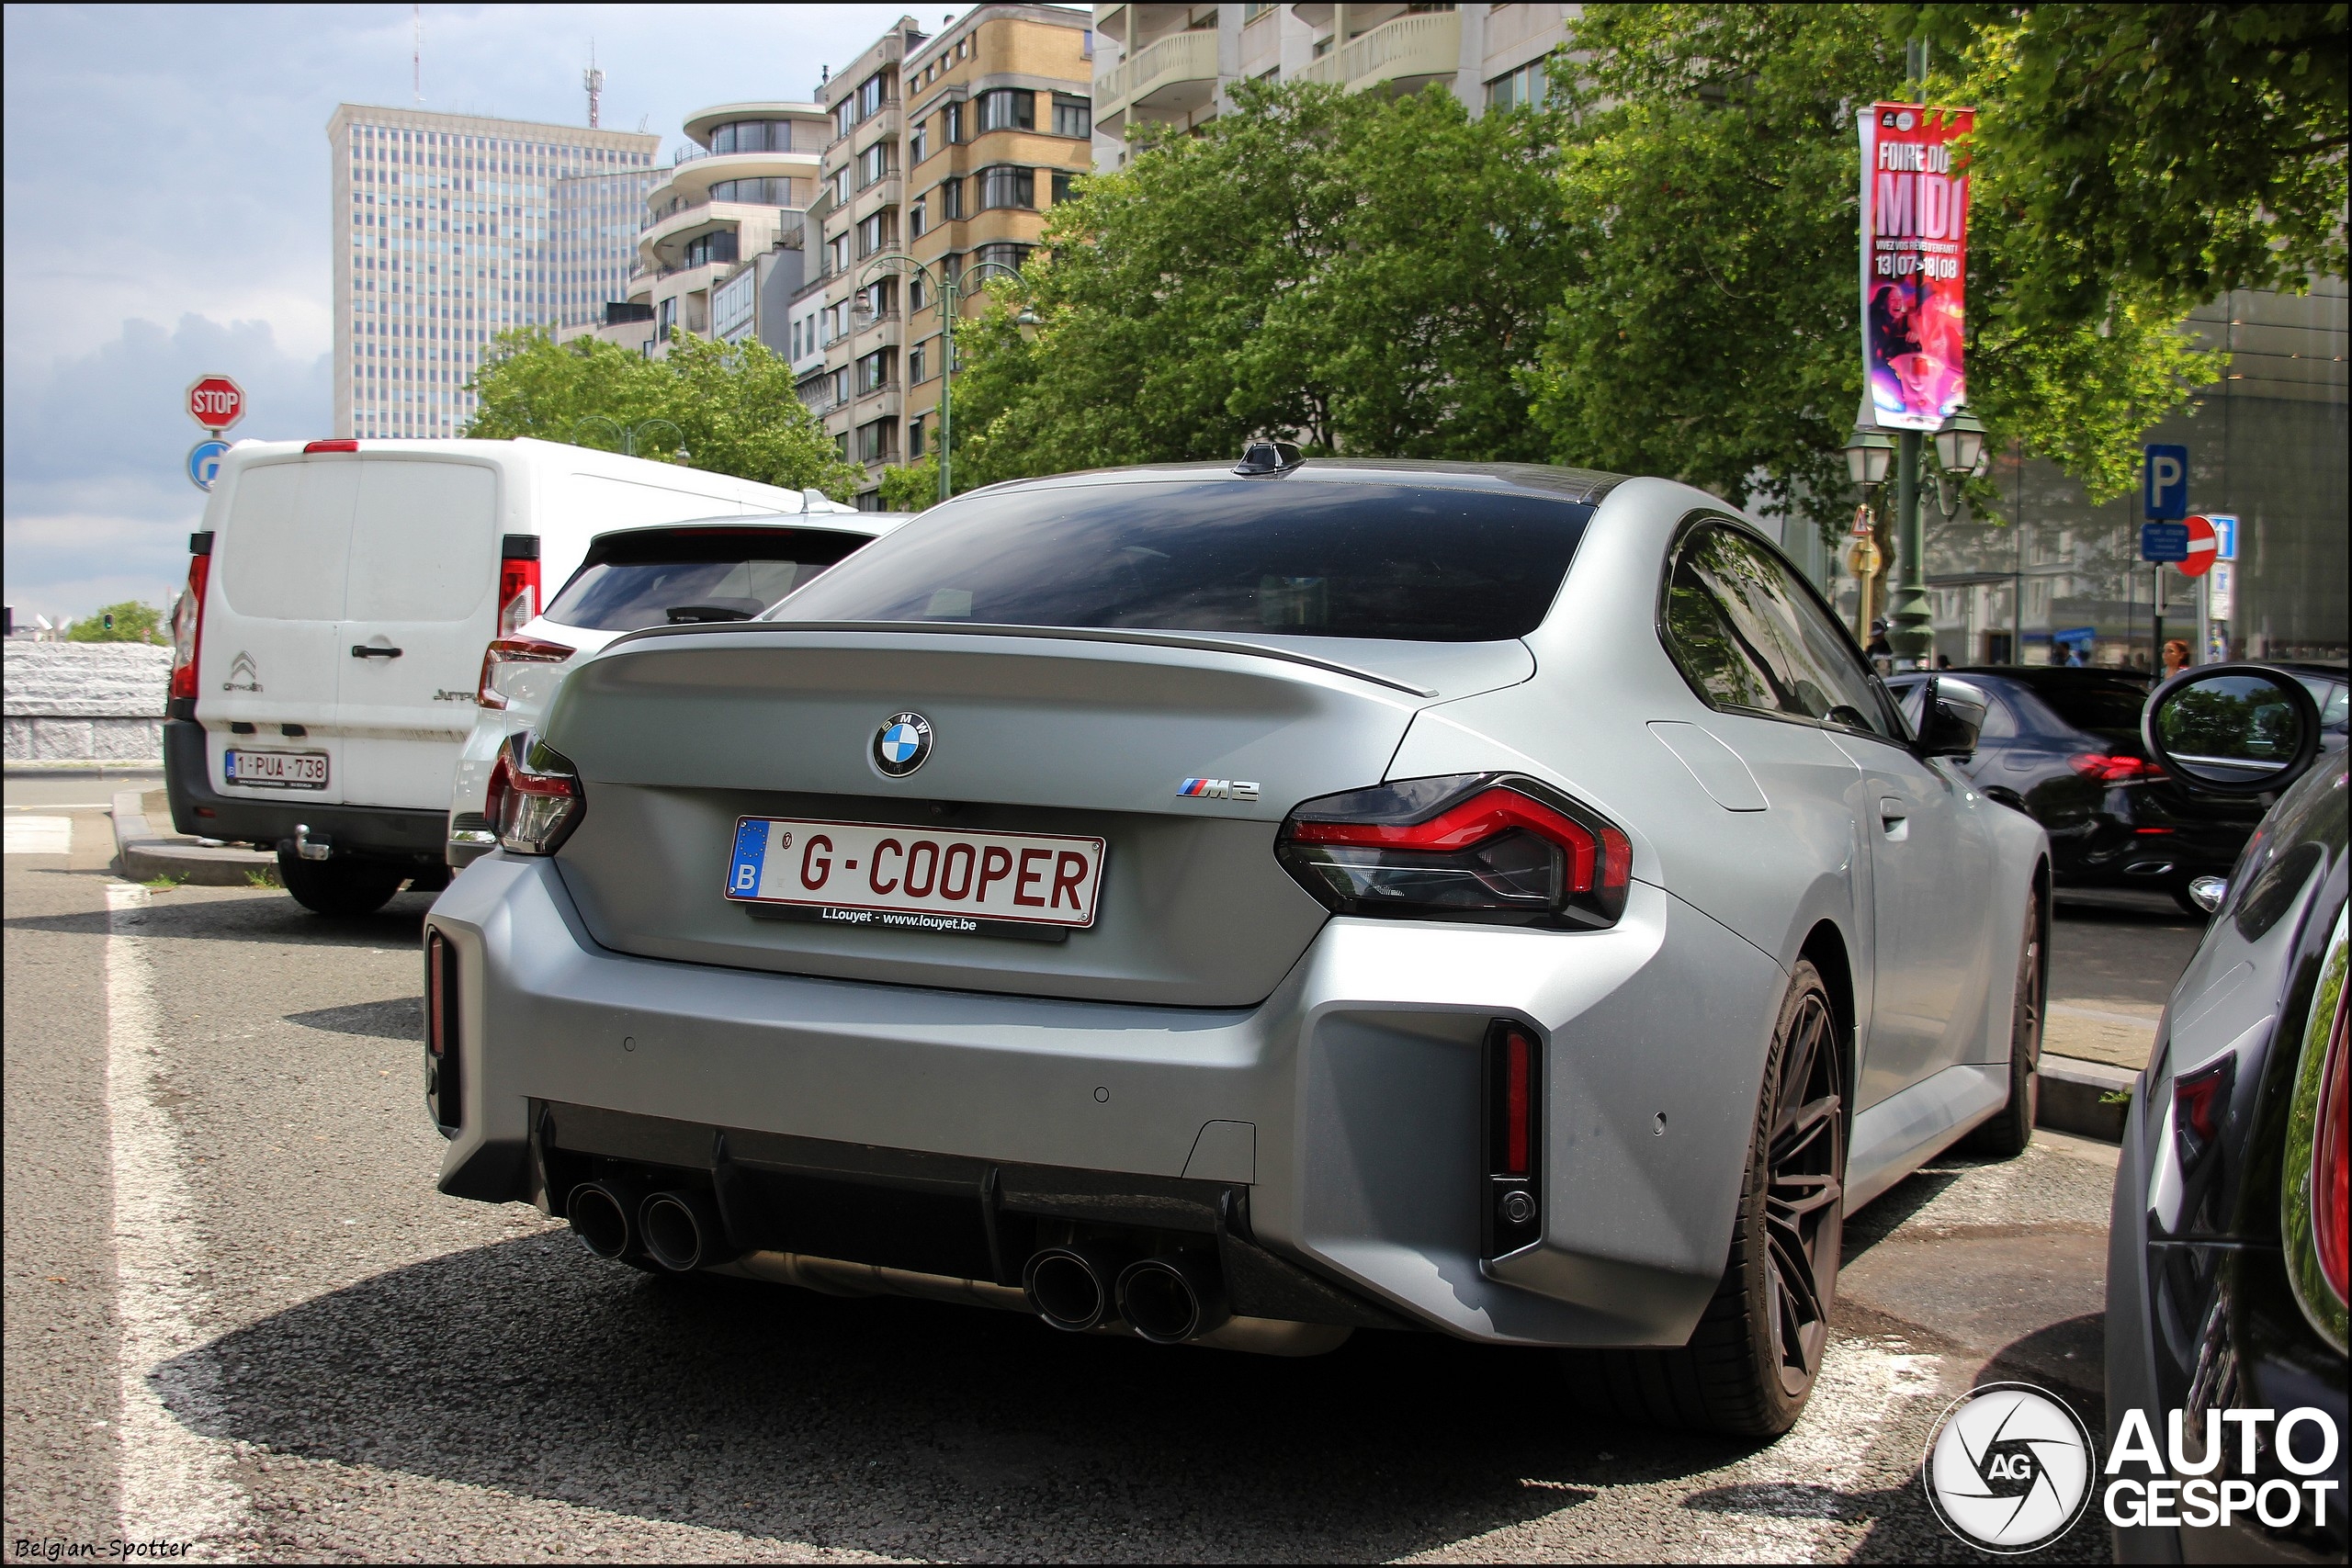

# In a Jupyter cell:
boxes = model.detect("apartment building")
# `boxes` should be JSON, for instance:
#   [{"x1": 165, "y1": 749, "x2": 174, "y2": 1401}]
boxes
[
  {"x1": 803, "y1": 7, "x2": 1096, "y2": 506},
  {"x1": 1089, "y1": 3, "x2": 1576, "y2": 170},
  {"x1": 328, "y1": 105, "x2": 660, "y2": 438}
]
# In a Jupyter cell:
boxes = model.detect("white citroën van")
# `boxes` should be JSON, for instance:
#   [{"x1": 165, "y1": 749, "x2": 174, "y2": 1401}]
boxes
[{"x1": 164, "y1": 437, "x2": 854, "y2": 915}]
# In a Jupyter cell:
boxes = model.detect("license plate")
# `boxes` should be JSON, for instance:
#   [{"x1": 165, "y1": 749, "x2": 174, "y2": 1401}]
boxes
[
  {"x1": 223, "y1": 749, "x2": 329, "y2": 790},
  {"x1": 726, "y1": 816, "x2": 1105, "y2": 937}
]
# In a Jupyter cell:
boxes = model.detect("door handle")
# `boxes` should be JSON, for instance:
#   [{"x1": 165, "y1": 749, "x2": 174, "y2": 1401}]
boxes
[
  {"x1": 350, "y1": 644, "x2": 403, "y2": 659},
  {"x1": 1878, "y1": 795, "x2": 1909, "y2": 839}
]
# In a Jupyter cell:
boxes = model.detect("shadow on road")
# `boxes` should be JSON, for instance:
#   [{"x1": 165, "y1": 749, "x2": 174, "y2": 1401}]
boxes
[{"x1": 165, "y1": 1235, "x2": 1785, "y2": 1560}]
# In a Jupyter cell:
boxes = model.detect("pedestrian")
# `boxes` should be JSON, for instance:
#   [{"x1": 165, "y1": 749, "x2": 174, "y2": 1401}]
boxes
[
  {"x1": 2162, "y1": 638, "x2": 2190, "y2": 677},
  {"x1": 1865, "y1": 619, "x2": 1893, "y2": 673},
  {"x1": 1936, "y1": 653, "x2": 1952, "y2": 671}
]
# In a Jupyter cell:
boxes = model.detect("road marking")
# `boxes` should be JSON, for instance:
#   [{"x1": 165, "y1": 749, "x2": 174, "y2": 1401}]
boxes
[
  {"x1": 104, "y1": 882, "x2": 251, "y2": 1560},
  {"x1": 6, "y1": 814, "x2": 74, "y2": 853}
]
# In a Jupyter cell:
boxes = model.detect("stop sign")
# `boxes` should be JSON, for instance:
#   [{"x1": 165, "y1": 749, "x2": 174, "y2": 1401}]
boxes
[
  {"x1": 187, "y1": 374, "x2": 245, "y2": 433},
  {"x1": 2178, "y1": 513, "x2": 2219, "y2": 578}
]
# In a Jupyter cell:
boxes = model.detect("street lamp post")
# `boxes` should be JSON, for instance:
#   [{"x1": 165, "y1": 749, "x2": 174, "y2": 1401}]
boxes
[
  {"x1": 572, "y1": 415, "x2": 690, "y2": 464},
  {"x1": 857, "y1": 252, "x2": 1027, "y2": 503}
]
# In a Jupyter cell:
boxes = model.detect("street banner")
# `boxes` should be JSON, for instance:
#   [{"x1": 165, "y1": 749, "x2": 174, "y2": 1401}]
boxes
[{"x1": 1860, "y1": 101, "x2": 1973, "y2": 432}]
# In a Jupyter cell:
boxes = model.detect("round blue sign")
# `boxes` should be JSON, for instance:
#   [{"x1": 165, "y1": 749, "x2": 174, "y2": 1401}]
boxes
[{"x1": 187, "y1": 438, "x2": 231, "y2": 491}]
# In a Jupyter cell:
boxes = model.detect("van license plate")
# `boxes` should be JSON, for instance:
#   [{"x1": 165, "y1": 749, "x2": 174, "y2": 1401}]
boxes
[
  {"x1": 224, "y1": 750, "x2": 328, "y2": 790},
  {"x1": 726, "y1": 816, "x2": 1104, "y2": 937}
]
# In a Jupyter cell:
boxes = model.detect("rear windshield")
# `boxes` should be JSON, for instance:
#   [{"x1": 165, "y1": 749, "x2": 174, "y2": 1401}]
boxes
[
  {"x1": 546, "y1": 527, "x2": 870, "y2": 631},
  {"x1": 2019, "y1": 674, "x2": 2150, "y2": 738},
  {"x1": 765, "y1": 479, "x2": 1593, "y2": 642}
]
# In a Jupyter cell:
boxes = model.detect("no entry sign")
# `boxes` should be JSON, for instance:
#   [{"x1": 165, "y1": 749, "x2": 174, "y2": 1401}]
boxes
[
  {"x1": 2176, "y1": 514, "x2": 2219, "y2": 578},
  {"x1": 187, "y1": 374, "x2": 245, "y2": 434}
]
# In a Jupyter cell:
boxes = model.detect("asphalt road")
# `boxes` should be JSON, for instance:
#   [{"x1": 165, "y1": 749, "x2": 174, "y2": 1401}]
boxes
[{"x1": 6, "y1": 774, "x2": 2193, "y2": 1563}]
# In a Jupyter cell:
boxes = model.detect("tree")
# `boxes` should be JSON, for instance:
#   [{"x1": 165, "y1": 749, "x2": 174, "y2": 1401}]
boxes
[
  {"x1": 1899, "y1": 3, "x2": 2348, "y2": 325},
  {"x1": 463, "y1": 328, "x2": 861, "y2": 497},
  {"x1": 876, "y1": 453, "x2": 940, "y2": 512},
  {"x1": 1523, "y1": 3, "x2": 2215, "y2": 539},
  {"x1": 950, "y1": 80, "x2": 1576, "y2": 489},
  {"x1": 66, "y1": 601, "x2": 166, "y2": 644}
]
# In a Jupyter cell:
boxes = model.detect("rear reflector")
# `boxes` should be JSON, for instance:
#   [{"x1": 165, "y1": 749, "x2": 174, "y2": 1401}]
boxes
[
  {"x1": 1486, "y1": 1021, "x2": 1542, "y2": 1257},
  {"x1": 1277, "y1": 773, "x2": 1632, "y2": 928},
  {"x1": 304, "y1": 439, "x2": 359, "y2": 454},
  {"x1": 425, "y1": 929, "x2": 460, "y2": 1132}
]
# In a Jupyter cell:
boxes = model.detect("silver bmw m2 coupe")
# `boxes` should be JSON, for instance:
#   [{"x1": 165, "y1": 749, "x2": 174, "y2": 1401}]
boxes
[{"x1": 425, "y1": 453, "x2": 2050, "y2": 1437}]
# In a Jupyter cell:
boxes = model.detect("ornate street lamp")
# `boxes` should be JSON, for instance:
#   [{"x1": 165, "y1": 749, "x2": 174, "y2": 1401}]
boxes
[
  {"x1": 858, "y1": 252, "x2": 1028, "y2": 503},
  {"x1": 572, "y1": 415, "x2": 689, "y2": 464}
]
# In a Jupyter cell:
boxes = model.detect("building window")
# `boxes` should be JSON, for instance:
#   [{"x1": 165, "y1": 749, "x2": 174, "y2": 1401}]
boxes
[
  {"x1": 909, "y1": 414, "x2": 925, "y2": 458},
  {"x1": 940, "y1": 178, "x2": 964, "y2": 220},
  {"x1": 1051, "y1": 170, "x2": 1074, "y2": 204},
  {"x1": 860, "y1": 73, "x2": 888, "y2": 119},
  {"x1": 977, "y1": 89, "x2": 1035, "y2": 134},
  {"x1": 857, "y1": 418, "x2": 895, "y2": 464},
  {"x1": 858, "y1": 141, "x2": 893, "y2": 188},
  {"x1": 855, "y1": 210, "x2": 893, "y2": 259},
  {"x1": 909, "y1": 274, "x2": 929, "y2": 312},
  {"x1": 834, "y1": 99, "x2": 856, "y2": 141},
  {"x1": 973, "y1": 242, "x2": 1032, "y2": 276},
  {"x1": 1242, "y1": 1, "x2": 1275, "y2": 22},
  {"x1": 1486, "y1": 62, "x2": 1550, "y2": 112},
  {"x1": 658, "y1": 297, "x2": 677, "y2": 336},
  {"x1": 909, "y1": 197, "x2": 927, "y2": 237},
  {"x1": 857, "y1": 348, "x2": 892, "y2": 395},
  {"x1": 945, "y1": 102, "x2": 967, "y2": 144},
  {"x1": 711, "y1": 176, "x2": 799, "y2": 205},
  {"x1": 682, "y1": 231, "x2": 738, "y2": 268},
  {"x1": 1053, "y1": 97, "x2": 1091, "y2": 139},
  {"x1": 710, "y1": 119, "x2": 799, "y2": 153},
  {"x1": 832, "y1": 367, "x2": 850, "y2": 405},
  {"x1": 909, "y1": 341, "x2": 928, "y2": 383},
  {"x1": 977, "y1": 165, "x2": 1035, "y2": 211},
  {"x1": 910, "y1": 121, "x2": 930, "y2": 165}
]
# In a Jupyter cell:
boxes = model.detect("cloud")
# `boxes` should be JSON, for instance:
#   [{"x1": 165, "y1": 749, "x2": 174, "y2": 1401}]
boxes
[{"x1": 3, "y1": 313, "x2": 331, "y2": 625}]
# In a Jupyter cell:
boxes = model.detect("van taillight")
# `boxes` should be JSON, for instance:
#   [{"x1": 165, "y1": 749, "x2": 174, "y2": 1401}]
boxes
[
  {"x1": 426, "y1": 929, "x2": 460, "y2": 1132},
  {"x1": 1486, "y1": 1021, "x2": 1542, "y2": 1257},
  {"x1": 304, "y1": 439, "x2": 359, "y2": 454},
  {"x1": 499, "y1": 534, "x2": 542, "y2": 635},
  {"x1": 168, "y1": 532, "x2": 213, "y2": 704}
]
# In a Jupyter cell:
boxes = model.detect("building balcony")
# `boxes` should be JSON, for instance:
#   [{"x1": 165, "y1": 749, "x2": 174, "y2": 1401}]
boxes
[
  {"x1": 1096, "y1": 28, "x2": 1219, "y2": 134},
  {"x1": 1295, "y1": 8, "x2": 1462, "y2": 95},
  {"x1": 826, "y1": 99, "x2": 902, "y2": 154},
  {"x1": 850, "y1": 174, "x2": 902, "y2": 223}
]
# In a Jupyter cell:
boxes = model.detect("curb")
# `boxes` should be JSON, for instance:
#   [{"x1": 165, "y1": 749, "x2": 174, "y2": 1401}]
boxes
[
  {"x1": 6, "y1": 761, "x2": 165, "y2": 777},
  {"x1": 110, "y1": 788, "x2": 277, "y2": 886},
  {"x1": 2037, "y1": 1054, "x2": 2135, "y2": 1144}
]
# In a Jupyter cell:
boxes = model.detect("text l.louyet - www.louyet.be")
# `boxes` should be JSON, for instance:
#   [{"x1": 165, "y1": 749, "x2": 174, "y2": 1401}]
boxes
[{"x1": 2102, "y1": 1405, "x2": 2341, "y2": 1529}]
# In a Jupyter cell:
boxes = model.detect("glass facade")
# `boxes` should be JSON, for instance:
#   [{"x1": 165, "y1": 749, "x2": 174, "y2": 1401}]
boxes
[
  {"x1": 333, "y1": 108, "x2": 657, "y2": 438},
  {"x1": 1798, "y1": 283, "x2": 2348, "y2": 668}
]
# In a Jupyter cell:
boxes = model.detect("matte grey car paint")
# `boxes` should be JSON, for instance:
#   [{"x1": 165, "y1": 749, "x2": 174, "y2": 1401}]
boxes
[{"x1": 429, "y1": 467, "x2": 2049, "y2": 1347}]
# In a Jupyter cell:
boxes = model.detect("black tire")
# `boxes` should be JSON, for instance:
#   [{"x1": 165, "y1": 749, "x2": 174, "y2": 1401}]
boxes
[
  {"x1": 277, "y1": 852, "x2": 407, "y2": 917},
  {"x1": 1567, "y1": 961, "x2": 1847, "y2": 1438},
  {"x1": 1963, "y1": 892, "x2": 2043, "y2": 1158}
]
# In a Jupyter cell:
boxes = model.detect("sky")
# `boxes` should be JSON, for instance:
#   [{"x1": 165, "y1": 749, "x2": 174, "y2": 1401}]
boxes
[{"x1": 1, "y1": 2, "x2": 951, "y2": 628}]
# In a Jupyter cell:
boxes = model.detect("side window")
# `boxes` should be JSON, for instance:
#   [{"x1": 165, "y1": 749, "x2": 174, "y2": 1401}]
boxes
[
  {"x1": 1663, "y1": 522, "x2": 1895, "y2": 738},
  {"x1": 1976, "y1": 691, "x2": 2018, "y2": 740},
  {"x1": 1662, "y1": 532, "x2": 1786, "y2": 714}
]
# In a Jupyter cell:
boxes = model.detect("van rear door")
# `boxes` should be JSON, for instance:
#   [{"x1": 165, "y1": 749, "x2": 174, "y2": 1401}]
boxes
[
  {"x1": 334, "y1": 458, "x2": 500, "y2": 809},
  {"x1": 204, "y1": 457, "x2": 357, "y2": 805}
]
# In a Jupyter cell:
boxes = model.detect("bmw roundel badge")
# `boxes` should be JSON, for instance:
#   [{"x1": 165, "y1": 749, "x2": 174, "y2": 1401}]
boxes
[{"x1": 873, "y1": 712, "x2": 933, "y2": 777}]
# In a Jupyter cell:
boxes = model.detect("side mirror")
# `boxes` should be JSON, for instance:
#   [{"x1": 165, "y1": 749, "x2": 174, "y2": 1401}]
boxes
[
  {"x1": 1917, "y1": 675, "x2": 1989, "y2": 758},
  {"x1": 2143, "y1": 664, "x2": 2323, "y2": 798}
]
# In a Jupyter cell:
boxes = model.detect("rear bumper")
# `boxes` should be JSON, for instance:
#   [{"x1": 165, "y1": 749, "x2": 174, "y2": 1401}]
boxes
[
  {"x1": 426, "y1": 852, "x2": 1788, "y2": 1348},
  {"x1": 164, "y1": 717, "x2": 446, "y2": 864}
]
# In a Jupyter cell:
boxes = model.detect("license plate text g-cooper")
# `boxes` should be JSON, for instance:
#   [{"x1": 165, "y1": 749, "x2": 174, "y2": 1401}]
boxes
[{"x1": 725, "y1": 817, "x2": 1105, "y2": 933}]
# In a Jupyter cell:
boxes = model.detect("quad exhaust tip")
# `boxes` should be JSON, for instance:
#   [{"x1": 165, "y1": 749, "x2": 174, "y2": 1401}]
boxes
[
  {"x1": 567, "y1": 1179, "x2": 637, "y2": 1260},
  {"x1": 639, "y1": 1189, "x2": 735, "y2": 1273},
  {"x1": 1116, "y1": 1253, "x2": 1232, "y2": 1345},
  {"x1": 1023, "y1": 1243, "x2": 1136, "y2": 1332}
]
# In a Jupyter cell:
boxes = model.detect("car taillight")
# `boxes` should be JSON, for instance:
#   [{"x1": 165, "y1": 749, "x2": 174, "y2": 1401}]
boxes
[
  {"x1": 1275, "y1": 773, "x2": 1633, "y2": 928},
  {"x1": 483, "y1": 736, "x2": 584, "y2": 855},
  {"x1": 475, "y1": 636, "x2": 571, "y2": 709},
  {"x1": 2172, "y1": 1055, "x2": 2236, "y2": 1169},
  {"x1": 1486, "y1": 1021, "x2": 1542, "y2": 1256},
  {"x1": 2070, "y1": 751, "x2": 2165, "y2": 784},
  {"x1": 2314, "y1": 964, "x2": 2348, "y2": 1305},
  {"x1": 499, "y1": 534, "x2": 542, "y2": 635},
  {"x1": 303, "y1": 438, "x2": 359, "y2": 453},
  {"x1": 425, "y1": 928, "x2": 460, "y2": 1132},
  {"x1": 167, "y1": 531, "x2": 213, "y2": 704}
]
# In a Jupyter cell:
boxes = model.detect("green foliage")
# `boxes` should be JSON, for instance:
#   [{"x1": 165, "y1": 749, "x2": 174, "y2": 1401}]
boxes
[
  {"x1": 1523, "y1": 3, "x2": 2218, "y2": 538},
  {"x1": 1898, "y1": 3, "x2": 2348, "y2": 325},
  {"x1": 463, "y1": 328, "x2": 861, "y2": 498},
  {"x1": 876, "y1": 453, "x2": 941, "y2": 512},
  {"x1": 67, "y1": 601, "x2": 166, "y2": 644},
  {"x1": 950, "y1": 80, "x2": 1576, "y2": 488}
]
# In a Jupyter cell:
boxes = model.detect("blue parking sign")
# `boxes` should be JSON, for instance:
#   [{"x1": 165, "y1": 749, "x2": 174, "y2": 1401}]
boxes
[
  {"x1": 186, "y1": 437, "x2": 231, "y2": 492},
  {"x1": 2143, "y1": 443, "x2": 2189, "y2": 520}
]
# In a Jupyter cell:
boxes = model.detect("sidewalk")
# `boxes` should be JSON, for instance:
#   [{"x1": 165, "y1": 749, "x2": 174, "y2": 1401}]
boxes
[{"x1": 108, "y1": 787, "x2": 276, "y2": 886}]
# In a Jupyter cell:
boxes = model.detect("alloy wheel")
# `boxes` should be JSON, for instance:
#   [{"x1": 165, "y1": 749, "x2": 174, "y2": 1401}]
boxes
[{"x1": 1764, "y1": 989, "x2": 1845, "y2": 1394}]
